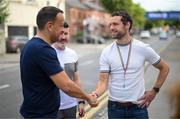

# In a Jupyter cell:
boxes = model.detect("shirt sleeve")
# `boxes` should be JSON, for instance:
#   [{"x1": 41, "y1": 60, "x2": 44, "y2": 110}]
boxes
[
  {"x1": 36, "y1": 46, "x2": 63, "y2": 76},
  {"x1": 72, "y1": 50, "x2": 78, "y2": 72},
  {"x1": 99, "y1": 49, "x2": 110, "y2": 73},
  {"x1": 144, "y1": 44, "x2": 161, "y2": 65}
]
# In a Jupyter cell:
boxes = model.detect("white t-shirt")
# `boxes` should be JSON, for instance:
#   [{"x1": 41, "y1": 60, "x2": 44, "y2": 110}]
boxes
[
  {"x1": 53, "y1": 46, "x2": 78, "y2": 110},
  {"x1": 99, "y1": 39, "x2": 160, "y2": 103}
]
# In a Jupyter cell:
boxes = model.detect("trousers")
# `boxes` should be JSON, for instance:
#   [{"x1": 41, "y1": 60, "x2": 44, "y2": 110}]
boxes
[{"x1": 108, "y1": 100, "x2": 149, "y2": 119}]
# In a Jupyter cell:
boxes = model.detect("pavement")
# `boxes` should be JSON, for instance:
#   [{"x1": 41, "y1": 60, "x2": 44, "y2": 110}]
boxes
[{"x1": 0, "y1": 53, "x2": 20, "y2": 71}]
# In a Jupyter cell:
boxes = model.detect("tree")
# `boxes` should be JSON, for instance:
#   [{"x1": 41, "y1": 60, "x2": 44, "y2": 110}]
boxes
[
  {"x1": 0, "y1": 0, "x2": 9, "y2": 25},
  {"x1": 100, "y1": 0, "x2": 133, "y2": 13},
  {"x1": 100, "y1": 0, "x2": 145, "y2": 28},
  {"x1": 0, "y1": 0, "x2": 9, "y2": 54},
  {"x1": 131, "y1": 3, "x2": 145, "y2": 28}
]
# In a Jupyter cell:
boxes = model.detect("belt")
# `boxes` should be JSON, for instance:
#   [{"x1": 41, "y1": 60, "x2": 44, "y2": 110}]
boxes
[{"x1": 111, "y1": 101, "x2": 137, "y2": 107}]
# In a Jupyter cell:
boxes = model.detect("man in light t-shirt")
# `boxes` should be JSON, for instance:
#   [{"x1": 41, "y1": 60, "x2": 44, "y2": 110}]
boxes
[
  {"x1": 52, "y1": 22, "x2": 85, "y2": 119},
  {"x1": 92, "y1": 11, "x2": 169, "y2": 119}
]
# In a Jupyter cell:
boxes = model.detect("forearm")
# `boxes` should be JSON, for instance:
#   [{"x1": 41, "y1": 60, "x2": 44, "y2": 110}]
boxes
[
  {"x1": 50, "y1": 71, "x2": 89, "y2": 101},
  {"x1": 74, "y1": 71, "x2": 84, "y2": 101},
  {"x1": 94, "y1": 72, "x2": 109, "y2": 96},
  {"x1": 74, "y1": 71, "x2": 81, "y2": 87},
  {"x1": 154, "y1": 60, "x2": 169, "y2": 88},
  {"x1": 95, "y1": 81, "x2": 107, "y2": 96},
  {"x1": 64, "y1": 79, "x2": 89, "y2": 100},
  {"x1": 154, "y1": 67, "x2": 169, "y2": 88}
]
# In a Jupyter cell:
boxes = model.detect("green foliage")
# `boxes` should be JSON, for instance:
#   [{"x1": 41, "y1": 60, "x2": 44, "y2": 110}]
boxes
[
  {"x1": 0, "y1": 0, "x2": 9, "y2": 25},
  {"x1": 74, "y1": 31, "x2": 83, "y2": 38},
  {"x1": 100, "y1": 0, "x2": 145, "y2": 28},
  {"x1": 144, "y1": 19, "x2": 180, "y2": 30},
  {"x1": 165, "y1": 20, "x2": 180, "y2": 29},
  {"x1": 101, "y1": 0, "x2": 133, "y2": 13},
  {"x1": 131, "y1": 3, "x2": 145, "y2": 28}
]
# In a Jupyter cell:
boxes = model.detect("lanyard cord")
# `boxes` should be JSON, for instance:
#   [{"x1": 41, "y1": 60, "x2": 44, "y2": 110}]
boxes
[{"x1": 116, "y1": 40, "x2": 132, "y2": 87}]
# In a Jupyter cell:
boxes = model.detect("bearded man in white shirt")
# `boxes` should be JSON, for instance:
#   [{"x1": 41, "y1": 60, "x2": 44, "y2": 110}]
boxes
[
  {"x1": 92, "y1": 11, "x2": 169, "y2": 119},
  {"x1": 52, "y1": 22, "x2": 85, "y2": 119}
]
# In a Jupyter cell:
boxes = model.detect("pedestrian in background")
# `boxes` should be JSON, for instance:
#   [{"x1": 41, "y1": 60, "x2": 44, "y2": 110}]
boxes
[
  {"x1": 52, "y1": 22, "x2": 85, "y2": 119},
  {"x1": 20, "y1": 6, "x2": 97, "y2": 118},
  {"x1": 92, "y1": 11, "x2": 169, "y2": 119}
]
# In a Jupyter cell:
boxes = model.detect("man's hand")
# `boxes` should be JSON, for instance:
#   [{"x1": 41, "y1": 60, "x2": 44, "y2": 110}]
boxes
[
  {"x1": 137, "y1": 90, "x2": 157, "y2": 108},
  {"x1": 87, "y1": 94, "x2": 98, "y2": 107},
  {"x1": 91, "y1": 91, "x2": 99, "y2": 99},
  {"x1": 78, "y1": 103, "x2": 85, "y2": 117}
]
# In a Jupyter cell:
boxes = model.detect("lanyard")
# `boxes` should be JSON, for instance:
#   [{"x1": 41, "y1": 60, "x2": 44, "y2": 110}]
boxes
[{"x1": 116, "y1": 40, "x2": 132, "y2": 88}]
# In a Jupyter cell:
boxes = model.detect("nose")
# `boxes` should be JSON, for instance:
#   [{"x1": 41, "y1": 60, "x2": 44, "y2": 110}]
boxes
[
  {"x1": 61, "y1": 34, "x2": 66, "y2": 39},
  {"x1": 110, "y1": 24, "x2": 115, "y2": 31}
]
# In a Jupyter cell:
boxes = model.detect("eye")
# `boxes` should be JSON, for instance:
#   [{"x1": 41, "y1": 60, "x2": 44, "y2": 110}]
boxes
[
  {"x1": 60, "y1": 31, "x2": 64, "y2": 34},
  {"x1": 64, "y1": 33, "x2": 68, "y2": 35}
]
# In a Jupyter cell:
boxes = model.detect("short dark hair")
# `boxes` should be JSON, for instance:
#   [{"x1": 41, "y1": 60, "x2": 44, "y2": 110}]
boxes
[
  {"x1": 112, "y1": 11, "x2": 133, "y2": 31},
  {"x1": 63, "y1": 22, "x2": 69, "y2": 28},
  {"x1": 36, "y1": 6, "x2": 63, "y2": 30}
]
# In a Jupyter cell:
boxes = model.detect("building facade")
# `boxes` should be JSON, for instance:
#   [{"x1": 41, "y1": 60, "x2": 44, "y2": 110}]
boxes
[{"x1": 5, "y1": 0, "x2": 65, "y2": 38}]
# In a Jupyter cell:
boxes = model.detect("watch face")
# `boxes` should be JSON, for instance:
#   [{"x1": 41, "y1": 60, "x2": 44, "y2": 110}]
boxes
[{"x1": 153, "y1": 87, "x2": 159, "y2": 93}]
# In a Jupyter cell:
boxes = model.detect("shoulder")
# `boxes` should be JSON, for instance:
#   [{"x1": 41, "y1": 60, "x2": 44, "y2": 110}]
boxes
[
  {"x1": 132, "y1": 38, "x2": 150, "y2": 48},
  {"x1": 23, "y1": 37, "x2": 55, "y2": 56},
  {"x1": 65, "y1": 47, "x2": 77, "y2": 56},
  {"x1": 66, "y1": 47, "x2": 78, "y2": 60},
  {"x1": 66, "y1": 47, "x2": 77, "y2": 54},
  {"x1": 102, "y1": 41, "x2": 116, "y2": 54},
  {"x1": 33, "y1": 38, "x2": 56, "y2": 56}
]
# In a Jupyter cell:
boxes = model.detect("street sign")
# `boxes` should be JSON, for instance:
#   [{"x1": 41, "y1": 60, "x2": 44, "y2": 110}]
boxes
[{"x1": 146, "y1": 11, "x2": 180, "y2": 20}]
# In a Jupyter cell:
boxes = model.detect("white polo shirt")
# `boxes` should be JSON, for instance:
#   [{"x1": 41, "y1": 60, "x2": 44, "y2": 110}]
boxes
[
  {"x1": 99, "y1": 39, "x2": 160, "y2": 103},
  {"x1": 53, "y1": 46, "x2": 78, "y2": 110}
]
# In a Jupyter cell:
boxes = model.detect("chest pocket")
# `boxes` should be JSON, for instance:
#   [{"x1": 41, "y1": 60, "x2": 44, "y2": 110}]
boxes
[{"x1": 64, "y1": 63, "x2": 75, "y2": 80}]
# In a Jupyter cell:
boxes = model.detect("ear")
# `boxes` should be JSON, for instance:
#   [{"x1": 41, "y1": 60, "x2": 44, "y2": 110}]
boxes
[
  {"x1": 46, "y1": 21, "x2": 54, "y2": 32},
  {"x1": 125, "y1": 22, "x2": 130, "y2": 30}
]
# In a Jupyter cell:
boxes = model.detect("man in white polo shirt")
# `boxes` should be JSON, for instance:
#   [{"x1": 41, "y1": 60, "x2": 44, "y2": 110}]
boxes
[
  {"x1": 92, "y1": 11, "x2": 169, "y2": 118},
  {"x1": 52, "y1": 22, "x2": 85, "y2": 119}
]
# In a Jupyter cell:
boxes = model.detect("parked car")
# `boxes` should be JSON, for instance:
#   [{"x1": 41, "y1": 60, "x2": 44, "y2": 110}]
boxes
[
  {"x1": 140, "y1": 30, "x2": 150, "y2": 39},
  {"x1": 6, "y1": 35, "x2": 29, "y2": 53},
  {"x1": 159, "y1": 32, "x2": 168, "y2": 40}
]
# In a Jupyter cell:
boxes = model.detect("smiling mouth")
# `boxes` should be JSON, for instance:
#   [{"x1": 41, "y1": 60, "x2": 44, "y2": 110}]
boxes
[
  {"x1": 111, "y1": 32, "x2": 117, "y2": 35},
  {"x1": 59, "y1": 39, "x2": 67, "y2": 42}
]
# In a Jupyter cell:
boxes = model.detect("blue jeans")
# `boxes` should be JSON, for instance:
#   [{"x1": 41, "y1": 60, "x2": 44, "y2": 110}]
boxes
[{"x1": 108, "y1": 100, "x2": 149, "y2": 119}]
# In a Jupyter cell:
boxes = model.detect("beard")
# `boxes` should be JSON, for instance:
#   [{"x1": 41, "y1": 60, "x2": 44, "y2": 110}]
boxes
[
  {"x1": 56, "y1": 42, "x2": 66, "y2": 50},
  {"x1": 112, "y1": 30, "x2": 126, "y2": 39}
]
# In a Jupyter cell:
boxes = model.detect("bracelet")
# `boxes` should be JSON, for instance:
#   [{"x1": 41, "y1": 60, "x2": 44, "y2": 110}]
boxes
[{"x1": 78, "y1": 100, "x2": 85, "y2": 104}]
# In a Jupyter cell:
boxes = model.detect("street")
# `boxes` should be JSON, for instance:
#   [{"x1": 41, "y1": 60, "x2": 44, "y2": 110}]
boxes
[{"x1": 0, "y1": 35, "x2": 178, "y2": 118}]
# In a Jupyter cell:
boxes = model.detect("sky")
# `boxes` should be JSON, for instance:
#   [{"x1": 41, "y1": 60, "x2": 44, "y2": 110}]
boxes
[{"x1": 133, "y1": 0, "x2": 180, "y2": 11}]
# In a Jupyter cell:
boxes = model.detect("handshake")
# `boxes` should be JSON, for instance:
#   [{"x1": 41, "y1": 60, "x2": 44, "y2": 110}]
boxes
[{"x1": 86, "y1": 91, "x2": 99, "y2": 107}]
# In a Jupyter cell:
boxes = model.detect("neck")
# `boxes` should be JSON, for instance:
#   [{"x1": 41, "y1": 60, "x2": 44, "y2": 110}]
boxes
[
  {"x1": 36, "y1": 30, "x2": 51, "y2": 45},
  {"x1": 54, "y1": 43, "x2": 65, "y2": 50},
  {"x1": 116, "y1": 34, "x2": 131, "y2": 45}
]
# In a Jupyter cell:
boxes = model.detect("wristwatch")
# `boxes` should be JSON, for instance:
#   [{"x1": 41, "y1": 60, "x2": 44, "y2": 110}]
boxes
[
  {"x1": 153, "y1": 87, "x2": 160, "y2": 93},
  {"x1": 78, "y1": 100, "x2": 85, "y2": 104}
]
